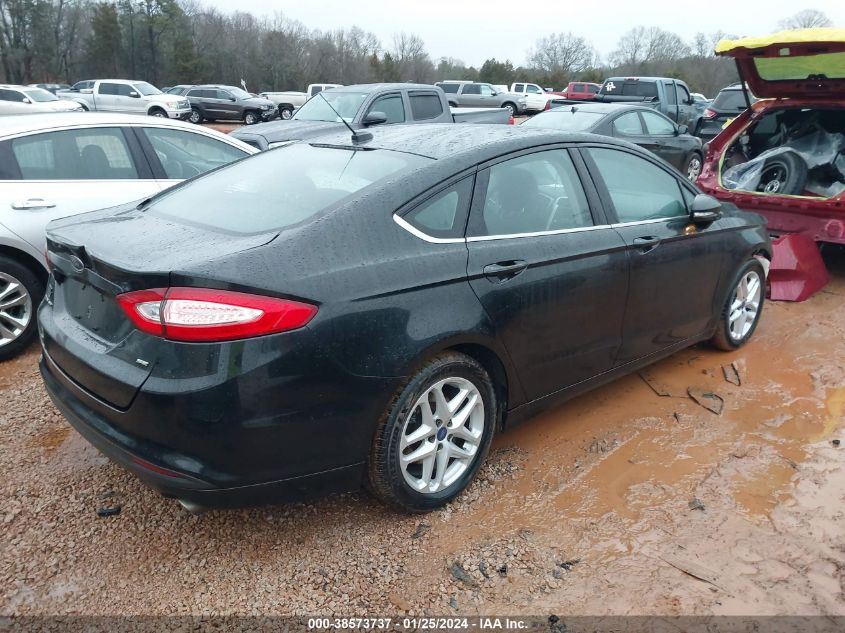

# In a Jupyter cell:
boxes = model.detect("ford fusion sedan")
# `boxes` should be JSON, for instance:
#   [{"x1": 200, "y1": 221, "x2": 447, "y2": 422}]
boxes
[
  {"x1": 0, "y1": 113, "x2": 257, "y2": 360},
  {"x1": 39, "y1": 125, "x2": 770, "y2": 513},
  {"x1": 523, "y1": 102, "x2": 704, "y2": 181}
]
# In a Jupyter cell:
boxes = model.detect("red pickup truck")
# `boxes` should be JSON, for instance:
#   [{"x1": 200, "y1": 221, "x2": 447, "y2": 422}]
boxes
[{"x1": 551, "y1": 82, "x2": 600, "y2": 100}]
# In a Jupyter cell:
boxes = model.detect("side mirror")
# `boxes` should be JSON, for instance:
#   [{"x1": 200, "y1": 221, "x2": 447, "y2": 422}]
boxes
[
  {"x1": 129, "y1": 91, "x2": 139, "y2": 98},
  {"x1": 363, "y1": 111, "x2": 388, "y2": 126},
  {"x1": 687, "y1": 98, "x2": 696, "y2": 106},
  {"x1": 677, "y1": 124, "x2": 688, "y2": 135},
  {"x1": 690, "y1": 194, "x2": 722, "y2": 223},
  {"x1": 80, "y1": 88, "x2": 93, "y2": 94},
  {"x1": 229, "y1": 97, "x2": 236, "y2": 102},
  {"x1": 22, "y1": 97, "x2": 31, "y2": 104}
]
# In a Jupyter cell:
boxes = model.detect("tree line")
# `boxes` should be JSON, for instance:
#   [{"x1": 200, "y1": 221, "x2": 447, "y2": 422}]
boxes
[{"x1": 0, "y1": 1, "x2": 832, "y2": 98}]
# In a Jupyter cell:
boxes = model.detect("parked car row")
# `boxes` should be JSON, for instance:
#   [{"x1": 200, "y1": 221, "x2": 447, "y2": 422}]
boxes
[
  {"x1": 56, "y1": 79, "x2": 191, "y2": 119},
  {"x1": 0, "y1": 85, "x2": 84, "y2": 115}
]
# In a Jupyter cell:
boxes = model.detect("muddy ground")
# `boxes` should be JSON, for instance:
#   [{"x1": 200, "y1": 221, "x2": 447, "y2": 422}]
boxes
[{"x1": 1, "y1": 249, "x2": 843, "y2": 617}]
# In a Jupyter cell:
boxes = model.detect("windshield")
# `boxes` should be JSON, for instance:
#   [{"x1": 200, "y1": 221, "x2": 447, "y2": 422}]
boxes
[
  {"x1": 147, "y1": 144, "x2": 432, "y2": 234},
  {"x1": 522, "y1": 110, "x2": 605, "y2": 132},
  {"x1": 294, "y1": 92, "x2": 368, "y2": 122},
  {"x1": 133, "y1": 82, "x2": 161, "y2": 96},
  {"x1": 23, "y1": 88, "x2": 58, "y2": 102}
]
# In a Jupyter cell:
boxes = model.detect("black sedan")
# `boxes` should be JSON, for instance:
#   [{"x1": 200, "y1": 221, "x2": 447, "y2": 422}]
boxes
[
  {"x1": 38, "y1": 125, "x2": 770, "y2": 513},
  {"x1": 523, "y1": 103, "x2": 705, "y2": 182}
]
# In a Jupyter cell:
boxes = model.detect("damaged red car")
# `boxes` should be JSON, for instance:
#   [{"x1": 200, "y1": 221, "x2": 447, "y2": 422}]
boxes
[{"x1": 697, "y1": 29, "x2": 845, "y2": 245}]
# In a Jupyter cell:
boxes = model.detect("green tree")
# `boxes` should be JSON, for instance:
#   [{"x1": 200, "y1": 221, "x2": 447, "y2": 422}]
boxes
[
  {"x1": 479, "y1": 58, "x2": 514, "y2": 86},
  {"x1": 85, "y1": 2, "x2": 121, "y2": 76}
]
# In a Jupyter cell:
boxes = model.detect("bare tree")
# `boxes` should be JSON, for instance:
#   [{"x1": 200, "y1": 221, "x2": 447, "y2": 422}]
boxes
[
  {"x1": 528, "y1": 32, "x2": 594, "y2": 75},
  {"x1": 611, "y1": 26, "x2": 690, "y2": 72},
  {"x1": 778, "y1": 9, "x2": 832, "y2": 30}
]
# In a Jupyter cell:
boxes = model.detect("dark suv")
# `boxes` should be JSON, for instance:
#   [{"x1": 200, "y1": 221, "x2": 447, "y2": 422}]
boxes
[
  {"x1": 167, "y1": 84, "x2": 276, "y2": 125},
  {"x1": 696, "y1": 83, "x2": 757, "y2": 141}
]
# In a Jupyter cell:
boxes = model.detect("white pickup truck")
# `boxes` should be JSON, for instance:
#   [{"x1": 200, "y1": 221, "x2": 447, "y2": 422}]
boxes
[
  {"x1": 57, "y1": 79, "x2": 191, "y2": 119},
  {"x1": 259, "y1": 83, "x2": 343, "y2": 119},
  {"x1": 509, "y1": 82, "x2": 556, "y2": 113}
]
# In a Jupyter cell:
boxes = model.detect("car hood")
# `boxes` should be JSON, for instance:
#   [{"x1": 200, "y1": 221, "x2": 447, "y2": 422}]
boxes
[
  {"x1": 231, "y1": 120, "x2": 346, "y2": 147},
  {"x1": 40, "y1": 100, "x2": 83, "y2": 112},
  {"x1": 243, "y1": 97, "x2": 275, "y2": 107},
  {"x1": 715, "y1": 28, "x2": 845, "y2": 99}
]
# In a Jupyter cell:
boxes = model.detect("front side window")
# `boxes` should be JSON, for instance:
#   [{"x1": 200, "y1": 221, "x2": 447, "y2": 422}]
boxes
[
  {"x1": 11, "y1": 128, "x2": 138, "y2": 180},
  {"x1": 480, "y1": 85, "x2": 495, "y2": 96},
  {"x1": 115, "y1": 84, "x2": 135, "y2": 97},
  {"x1": 586, "y1": 147, "x2": 687, "y2": 222},
  {"x1": 403, "y1": 178, "x2": 473, "y2": 239},
  {"x1": 526, "y1": 85, "x2": 542, "y2": 94},
  {"x1": 641, "y1": 111, "x2": 675, "y2": 136},
  {"x1": 612, "y1": 112, "x2": 644, "y2": 136},
  {"x1": 148, "y1": 144, "x2": 431, "y2": 235},
  {"x1": 472, "y1": 149, "x2": 592, "y2": 237},
  {"x1": 217, "y1": 90, "x2": 234, "y2": 100},
  {"x1": 141, "y1": 128, "x2": 248, "y2": 179},
  {"x1": 410, "y1": 93, "x2": 443, "y2": 120},
  {"x1": 369, "y1": 94, "x2": 405, "y2": 124}
]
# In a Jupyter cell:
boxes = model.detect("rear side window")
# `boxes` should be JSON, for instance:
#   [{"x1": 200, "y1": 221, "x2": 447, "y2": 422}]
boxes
[
  {"x1": 438, "y1": 83, "x2": 459, "y2": 94},
  {"x1": 587, "y1": 84, "x2": 599, "y2": 94},
  {"x1": 462, "y1": 84, "x2": 481, "y2": 95},
  {"x1": 148, "y1": 144, "x2": 431, "y2": 235},
  {"x1": 403, "y1": 178, "x2": 473, "y2": 239},
  {"x1": 410, "y1": 92, "x2": 443, "y2": 120},
  {"x1": 98, "y1": 83, "x2": 118, "y2": 95},
  {"x1": 141, "y1": 128, "x2": 248, "y2": 179},
  {"x1": 586, "y1": 148, "x2": 687, "y2": 222},
  {"x1": 11, "y1": 128, "x2": 138, "y2": 180},
  {"x1": 665, "y1": 82, "x2": 677, "y2": 105},
  {"x1": 612, "y1": 112, "x2": 644, "y2": 136},
  {"x1": 514, "y1": 84, "x2": 525, "y2": 92},
  {"x1": 369, "y1": 94, "x2": 405, "y2": 124},
  {"x1": 0, "y1": 89, "x2": 24, "y2": 101},
  {"x1": 472, "y1": 149, "x2": 592, "y2": 237}
]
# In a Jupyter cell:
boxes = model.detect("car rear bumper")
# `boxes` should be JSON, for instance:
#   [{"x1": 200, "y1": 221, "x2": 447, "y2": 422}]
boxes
[{"x1": 38, "y1": 339, "x2": 384, "y2": 508}]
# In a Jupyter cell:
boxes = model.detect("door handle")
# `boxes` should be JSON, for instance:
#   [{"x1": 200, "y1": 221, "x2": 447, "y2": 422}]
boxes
[
  {"x1": 12, "y1": 198, "x2": 56, "y2": 210},
  {"x1": 483, "y1": 260, "x2": 528, "y2": 282},
  {"x1": 633, "y1": 236, "x2": 661, "y2": 253}
]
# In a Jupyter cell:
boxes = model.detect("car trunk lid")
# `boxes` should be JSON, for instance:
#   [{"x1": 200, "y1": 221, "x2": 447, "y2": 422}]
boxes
[
  {"x1": 715, "y1": 28, "x2": 845, "y2": 100},
  {"x1": 42, "y1": 206, "x2": 277, "y2": 409}
]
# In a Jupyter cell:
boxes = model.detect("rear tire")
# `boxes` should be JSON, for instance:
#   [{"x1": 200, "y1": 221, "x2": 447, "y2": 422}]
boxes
[
  {"x1": 709, "y1": 258, "x2": 766, "y2": 351},
  {"x1": 368, "y1": 352, "x2": 497, "y2": 513},
  {"x1": 279, "y1": 105, "x2": 293, "y2": 120},
  {"x1": 0, "y1": 257, "x2": 44, "y2": 361}
]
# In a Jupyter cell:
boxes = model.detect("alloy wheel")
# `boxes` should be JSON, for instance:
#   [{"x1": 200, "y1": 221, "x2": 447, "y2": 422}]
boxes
[
  {"x1": 0, "y1": 272, "x2": 33, "y2": 349},
  {"x1": 760, "y1": 163, "x2": 788, "y2": 193},
  {"x1": 728, "y1": 270, "x2": 762, "y2": 341},
  {"x1": 189, "y1": 109, "x2": 201, "y2": 124},
  {"x1": 399, "y1": 377, "x2": 485, "y2": 494}
]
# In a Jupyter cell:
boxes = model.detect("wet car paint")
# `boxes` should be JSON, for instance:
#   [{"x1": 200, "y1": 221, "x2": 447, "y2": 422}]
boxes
[{"x1": 38, "y1": 124, "x2": 771, "y2": 508}]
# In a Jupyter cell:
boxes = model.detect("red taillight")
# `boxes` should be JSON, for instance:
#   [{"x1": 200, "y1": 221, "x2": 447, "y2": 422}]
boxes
[
  {"x1": 544, "y1": 100, "x2": 551, "y2": 111},
  {"x1": 508, "y1": 115, "x2": 515, "y2": 125},
  {"x1": 703, "y1": 108, "x2": 716, "y2": 119},
  {"x1": 117, "y1": 287, "x2": 317, "y2": 342}
]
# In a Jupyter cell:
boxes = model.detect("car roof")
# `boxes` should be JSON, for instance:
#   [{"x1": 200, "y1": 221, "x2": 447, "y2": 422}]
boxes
[
  {"x1": 0, "y1": 112, "x2": 248, "y2": 143},
  {"x1": 309, "y1": 123, "x2": 639, "y2": 162},
  {"x1": 331, "y1": 83, "x2": 441, "y2": 93}
]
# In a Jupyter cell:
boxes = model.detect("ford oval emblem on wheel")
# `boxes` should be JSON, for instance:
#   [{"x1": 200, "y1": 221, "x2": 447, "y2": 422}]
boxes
[{"x1": 69, "y1": 256, "x2": 85, "y2": 273}]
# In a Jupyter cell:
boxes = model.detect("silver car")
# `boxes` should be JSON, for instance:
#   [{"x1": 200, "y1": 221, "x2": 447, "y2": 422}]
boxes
[{"x1": 0, "y1": 113, "x2": 257, "y2": 359}]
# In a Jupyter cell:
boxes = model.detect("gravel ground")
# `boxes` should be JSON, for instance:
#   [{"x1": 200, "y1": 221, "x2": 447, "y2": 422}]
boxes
[{"x1": 2, "y1": 249, "x2": 844, "y2": 618}]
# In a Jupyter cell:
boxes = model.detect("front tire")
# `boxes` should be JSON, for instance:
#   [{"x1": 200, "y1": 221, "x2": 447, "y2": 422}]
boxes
[
  {"x1": 244, "y1": 111, "x2": 259, "y2": 125},
  {"x1": 502, "y1": 102, "x2": 516, "y2": 116},
  {"x1": 0, "y1": 257, "x2": 44, "y2": 361},
  {"x1": 368, "y1": 352, "x2": 497, "y2": 512},
  {"x1": 148, "y1": 107, "x2": 167, "y2": 118},
  {"x1": 710, "y1": 259, "x2": 766, "y2": 351}
]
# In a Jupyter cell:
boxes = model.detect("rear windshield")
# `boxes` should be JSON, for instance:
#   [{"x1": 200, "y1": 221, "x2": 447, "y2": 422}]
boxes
[
  {"x1": 755, "y1": 52, "x2": 845, "y2": 81},
  {"x1": 147, "y1": 144, "x2": 431, "y2": 234},
  {"x1": 521, "y1": 110, "x2": 605, "y2": 132},
  {"x1": 712, "y1": 89, "x2": 752, "y2": 111},
  {"x1": 600, "y1": 80, "x2": 657, "y2": 98}
]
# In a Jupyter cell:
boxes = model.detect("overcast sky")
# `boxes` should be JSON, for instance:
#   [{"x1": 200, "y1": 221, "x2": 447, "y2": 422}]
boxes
[{"x1": 200, "y1": 0, "x2": 844, "y2": 67}]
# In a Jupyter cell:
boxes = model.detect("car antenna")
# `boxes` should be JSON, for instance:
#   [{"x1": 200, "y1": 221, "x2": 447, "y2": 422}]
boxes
[{"x1": 317, "y1": 91, "x2": 372, "y2": 144}]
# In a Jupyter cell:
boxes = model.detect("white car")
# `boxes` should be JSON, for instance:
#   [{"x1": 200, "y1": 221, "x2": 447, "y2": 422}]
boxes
[
  {"x1": 0, "y1": 113, "x2": 258, "y2": 359},
  {"x1": 0, "y1": 85, "x2": 84, "y2": 115}
]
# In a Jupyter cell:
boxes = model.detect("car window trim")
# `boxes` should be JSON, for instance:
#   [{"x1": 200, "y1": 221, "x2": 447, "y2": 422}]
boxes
[
  {"x1": 368, "y1": 91, "x2": 405, "y2": 123},
  {"x1": 394, "y1": 170, "x2": 476, "y2": 243},
  {"x1": 408, "y1": 91, "x2": 444, "y2": 121},
  {"x1": 467, "y1": 146, "x2": 602, "y2": 239},
  {"x1": 639, "y1": 111, "x2": 676, "y2": 137}
]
